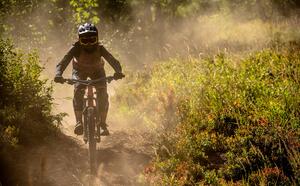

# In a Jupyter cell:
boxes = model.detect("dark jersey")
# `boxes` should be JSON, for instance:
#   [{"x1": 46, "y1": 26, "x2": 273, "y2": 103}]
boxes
[{"x1": 56, "y1": 42, "x2": 122, "y2": 75}]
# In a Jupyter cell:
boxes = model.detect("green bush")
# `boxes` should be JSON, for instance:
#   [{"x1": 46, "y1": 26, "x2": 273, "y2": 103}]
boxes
[
  {"x1": 0, "y1": 38, "x2": 62, "y2": 148},
  {"x1": 115, "y1": 42, "x2": 300, "y2": 185}
]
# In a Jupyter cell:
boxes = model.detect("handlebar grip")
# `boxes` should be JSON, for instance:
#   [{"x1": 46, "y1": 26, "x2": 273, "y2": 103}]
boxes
[{"x1": 107, "y1": 76, "x2": 114, "y2": 83}]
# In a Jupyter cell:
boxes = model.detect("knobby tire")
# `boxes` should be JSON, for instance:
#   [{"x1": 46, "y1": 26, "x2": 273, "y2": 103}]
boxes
[{"x1": 87, "y1": 107, "x2": 97, "y2": 175}]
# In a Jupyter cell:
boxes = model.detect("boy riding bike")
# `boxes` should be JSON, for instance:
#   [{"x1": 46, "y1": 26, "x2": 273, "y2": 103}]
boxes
[{"x1": 54, "y1": 23, "x2": 124, "y2": 136}]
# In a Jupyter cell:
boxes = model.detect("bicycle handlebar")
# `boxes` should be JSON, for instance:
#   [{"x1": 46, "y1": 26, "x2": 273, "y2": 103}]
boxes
[{"x1": 63, "y1": 76, "x2": 116, "y2": 86}]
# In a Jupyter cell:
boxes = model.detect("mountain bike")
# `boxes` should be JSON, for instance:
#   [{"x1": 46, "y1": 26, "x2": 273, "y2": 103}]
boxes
[{"x1": 62, "y1": 75, "x2": 117, "y2": 174}]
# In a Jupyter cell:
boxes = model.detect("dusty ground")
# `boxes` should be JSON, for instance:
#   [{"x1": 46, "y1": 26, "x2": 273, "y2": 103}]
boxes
[
  {"x1": 14, "y1": 82, "x2": 151, "y2": 186},
  {"x1": 20, "y1": 125, "x2": 153, "y2": 186},
  {"x1": 13, "y1": 92, "x2": 153, "y2": 186},
  {"x1": 12, "y1": 87, "x2": 154, "y2": 186}
]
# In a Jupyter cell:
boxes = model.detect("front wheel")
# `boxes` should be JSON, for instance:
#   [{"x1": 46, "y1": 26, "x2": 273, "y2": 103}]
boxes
[{"x1": 87, "y1": 107, "x2": 97, "y2": 174}]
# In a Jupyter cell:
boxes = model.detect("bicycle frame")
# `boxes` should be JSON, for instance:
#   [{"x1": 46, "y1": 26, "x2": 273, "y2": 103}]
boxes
[
  {"x1": 83, "y1": 84, "x2": 98, "y2": 144},
  {"x1": 64, "y1": 75, "x2": 115, "y2": 174},
  {"x1": 64, "y1": 76, "x2": 114, "y2": 143}
]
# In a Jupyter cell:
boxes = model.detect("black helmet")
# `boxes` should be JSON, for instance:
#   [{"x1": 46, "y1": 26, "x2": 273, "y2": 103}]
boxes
[{"x1": 78, "y1": 23, "x2": 98, "y2": 37}]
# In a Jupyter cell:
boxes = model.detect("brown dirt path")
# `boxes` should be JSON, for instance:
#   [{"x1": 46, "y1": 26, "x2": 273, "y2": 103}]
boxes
[
  {"x1": 22, "y1": 84, "x2": 154, "y2": 186},
  {"x1": 20, "y1": 128, "x2": 153, "y2": 186}
]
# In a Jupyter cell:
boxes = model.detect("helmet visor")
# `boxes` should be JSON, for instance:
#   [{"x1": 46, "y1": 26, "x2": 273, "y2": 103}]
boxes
[{"x1": 79, "y1": 36, "x2": 98, "y2": 45}]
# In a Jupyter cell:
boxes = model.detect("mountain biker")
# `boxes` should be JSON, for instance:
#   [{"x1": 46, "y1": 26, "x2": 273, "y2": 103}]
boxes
[{"x1": 54, "y1": 23, "x2": 124, "y2": 136}]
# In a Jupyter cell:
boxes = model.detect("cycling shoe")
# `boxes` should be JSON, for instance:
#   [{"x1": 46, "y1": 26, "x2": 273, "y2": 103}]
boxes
[
  {"x1": 74, "y1": 122, "x2": 83, "y2": 135},
  {"x1": 101, "y1": 129, "x2": 110, "y2": 136},
  {"x1": 100, "y1": 123, "x2": 110, "y2": 136}
]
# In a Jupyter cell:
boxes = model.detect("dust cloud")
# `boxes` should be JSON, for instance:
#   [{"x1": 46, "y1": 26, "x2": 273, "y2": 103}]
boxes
[
  {"x1": 108, "y1": 6, "x2": 299, "y2": 70},
  {"x1": 3, "y1": 1, "x2": 299, "y2": 185}
]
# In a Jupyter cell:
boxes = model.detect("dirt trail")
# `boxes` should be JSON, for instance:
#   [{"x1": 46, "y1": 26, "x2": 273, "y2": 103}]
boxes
[
  {"x1": 17, "y1": 83, "x2": 152, "y2": 185},
  {"x1": 23, "y1": 124, "x2": 153, "y2": 186}
]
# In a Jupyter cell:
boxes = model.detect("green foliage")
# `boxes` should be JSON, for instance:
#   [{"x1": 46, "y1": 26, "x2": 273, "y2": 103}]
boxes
[
  {"x1": 0, "y1": 38, "x2": 62, "y2": 148},
  {"x1": 0, "y1": 0, "x2": 75, "y2": 46},
  {"x1": 223, "y1": 0, "x2": 300, "y2": 19},
  {"x1": 70, "y1": 0, "x2": 100, "y2": 24},
  {"x1": 115, "y1": 42, "x2": 300, "y2": 185}
]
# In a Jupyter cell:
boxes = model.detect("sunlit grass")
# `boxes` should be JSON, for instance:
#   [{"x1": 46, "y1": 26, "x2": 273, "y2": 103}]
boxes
[{"x1": 114, "y1": 41, "x2": 300, "y2": 185}]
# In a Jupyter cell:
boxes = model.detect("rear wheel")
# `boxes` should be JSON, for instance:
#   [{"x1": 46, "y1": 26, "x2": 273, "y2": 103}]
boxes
[{"x1": 87, "y1": 107, "x2": 97, "y2": 174}]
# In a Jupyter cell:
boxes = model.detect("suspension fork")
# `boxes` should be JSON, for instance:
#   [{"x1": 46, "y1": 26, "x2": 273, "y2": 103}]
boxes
[
  {"x1": 83, "y1": 85, "x2": 96, "y2": 143},
  {"x1": 95, "y1": 89, "x2": 101, "y2": 139}
]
